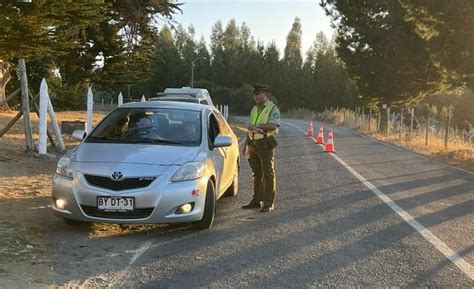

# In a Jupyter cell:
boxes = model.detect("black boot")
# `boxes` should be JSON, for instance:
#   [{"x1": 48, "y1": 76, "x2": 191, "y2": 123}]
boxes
[
  {"x1": 242, "y1": 200, "x2": 261, "y2": 209},
  {"x1": 260, "y1": 204, "x2": 274, "y2": 212}
]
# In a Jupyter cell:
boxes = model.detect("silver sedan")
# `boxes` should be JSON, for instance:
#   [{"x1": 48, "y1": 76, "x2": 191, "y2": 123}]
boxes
[{"x1": 52, "y1": 101, "x2": 239, "y2": 229}]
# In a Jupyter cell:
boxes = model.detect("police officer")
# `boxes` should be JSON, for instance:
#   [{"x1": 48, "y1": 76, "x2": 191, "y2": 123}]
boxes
[{"x1": 241, "y1": 84, "x2": 280, "y2": 212}]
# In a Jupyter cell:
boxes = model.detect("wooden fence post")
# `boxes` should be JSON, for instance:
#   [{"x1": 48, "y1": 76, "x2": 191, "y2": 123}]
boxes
[
  {"x1": 444, "y1": 107, "x2": 451, "y2": 149},
  {"x1": 399, "y1": 108, "x2": 404, "y2": 141},
  {"x1": 377, "y1": 110, "x2": 380, "y2": 132},
  {"x1": 386, "y1": 107, "x2": 391, "y2": 136},
  {"x1": 38, "y1": 79, "x2": 48, "y2": 155},
  {"x1": 409, "y1": 107, "x2": 415, "y2": 140},
  {"x1": 118, "y1": 92, "x2": 123, "y2": 106},
  {"x1": 368, "y1": 109, "x2": 371, "y2": 132},
  {"x1": 86, "y1": 87, "x2": 93, "y2": 134},
  {"x1": 19, "y1": 59, "x2": 33, "y2": 152},
  {"x1": 425, "y1": 108, "x2": 430, "y2": 146}
]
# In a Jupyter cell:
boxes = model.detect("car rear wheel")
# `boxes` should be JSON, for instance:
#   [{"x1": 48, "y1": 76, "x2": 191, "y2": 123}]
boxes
[
  {"x1": 192, "y1": 180, "x2": 216, "y2": 230},
  {"x1": 223, "y1": 161, "x2": 239, "y2": 197}
]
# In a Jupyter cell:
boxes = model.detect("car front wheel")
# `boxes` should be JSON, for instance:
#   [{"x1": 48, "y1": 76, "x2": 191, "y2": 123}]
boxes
[{"x1": 192, "y1": 180, "x2": 216, "y2": 229}]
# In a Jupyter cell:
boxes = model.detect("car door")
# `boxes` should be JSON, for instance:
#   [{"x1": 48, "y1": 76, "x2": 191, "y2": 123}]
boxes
[
  {"x1": 214, "y1": 112, "x2": 237, "y2": 190},
  {"x1": 207, "y1": 112, "x2": 226, "y2": 195}
]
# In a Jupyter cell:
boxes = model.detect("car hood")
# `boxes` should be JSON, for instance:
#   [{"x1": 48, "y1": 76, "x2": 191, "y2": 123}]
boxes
[{"x1": 74, "y1": 143, "x2": 200, "y2": 165}]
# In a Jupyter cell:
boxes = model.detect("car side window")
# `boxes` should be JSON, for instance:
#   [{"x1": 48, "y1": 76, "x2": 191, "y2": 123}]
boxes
[
  {"x1": 214, "y1": 111, "x2": 229, "y2": 134},
  {"x1": 200, "y1": 100, "x2": 208, "y2": 105},
  {"x1": 208, "y1": 113, "x2": 220, "y2": 148}
]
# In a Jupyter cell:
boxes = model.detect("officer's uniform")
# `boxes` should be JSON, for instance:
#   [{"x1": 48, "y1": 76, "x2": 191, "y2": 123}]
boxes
[{"x1": 246, "y1": 97, "x2": 280, "y2": 210}]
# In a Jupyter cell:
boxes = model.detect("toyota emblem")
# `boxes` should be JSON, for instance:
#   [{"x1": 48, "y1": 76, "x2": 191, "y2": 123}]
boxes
[{"x1": 111, "y1": 171, "x2": 124, "y2": 181}]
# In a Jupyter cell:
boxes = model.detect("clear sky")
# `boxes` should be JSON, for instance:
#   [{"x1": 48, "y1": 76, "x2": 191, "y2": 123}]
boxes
[{"x1": 172, "y1": 0, "x2": 335, "y2": 56}]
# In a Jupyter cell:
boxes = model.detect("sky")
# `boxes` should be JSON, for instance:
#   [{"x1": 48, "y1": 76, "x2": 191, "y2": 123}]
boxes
[{"x1": 172, "y1": 0, "x2": 335, "y2": 55}]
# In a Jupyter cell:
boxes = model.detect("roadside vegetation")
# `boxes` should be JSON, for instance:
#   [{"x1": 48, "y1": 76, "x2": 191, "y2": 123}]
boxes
[{"x1": 285, "y1": 107, "x2": 473, "y2": 171}]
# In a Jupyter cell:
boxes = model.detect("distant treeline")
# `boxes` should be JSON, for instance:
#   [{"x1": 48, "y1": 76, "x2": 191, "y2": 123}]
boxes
[
  {"x1": 1, "y1": 1, "x2": 472, "y2": 119},
  {"x1": 131, "y1": 18, "x2": 358, "y2": 114}
]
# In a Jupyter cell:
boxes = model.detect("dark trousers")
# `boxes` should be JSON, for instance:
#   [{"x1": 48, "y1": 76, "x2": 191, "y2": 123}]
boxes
[{"x1": 247, "y1": 139, "x2": 276, "y2": 207}]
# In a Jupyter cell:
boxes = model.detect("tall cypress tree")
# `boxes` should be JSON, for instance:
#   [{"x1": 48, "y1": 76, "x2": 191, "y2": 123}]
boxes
[{"x1": 321, "y1": 0, "x2": 439, "y2": 106}]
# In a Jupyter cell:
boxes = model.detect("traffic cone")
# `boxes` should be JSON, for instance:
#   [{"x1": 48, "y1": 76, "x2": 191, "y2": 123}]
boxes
[
  {"x1": 306, "y1": 121, "x2": 314, "y2": 137},
  {"x1": 324, "y1": 129, "x2": 335, "y2": 153},
  {"x1": 315, "y1": 125, "x2": 324, "y2": 144}
]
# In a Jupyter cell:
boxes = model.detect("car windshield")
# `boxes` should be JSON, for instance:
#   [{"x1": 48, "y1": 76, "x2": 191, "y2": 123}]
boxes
[{"x1": 86, "y1": 108, "x2": 202, "y2": 146}]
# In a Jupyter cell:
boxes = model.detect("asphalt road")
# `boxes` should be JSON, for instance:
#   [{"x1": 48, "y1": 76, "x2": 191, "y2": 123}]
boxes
[{"x1": 2, "y1": 118, "x2": 473, "y2": 288}]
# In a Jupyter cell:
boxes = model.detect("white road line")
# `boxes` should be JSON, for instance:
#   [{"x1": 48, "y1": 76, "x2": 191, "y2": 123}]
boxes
[
  {"x1": 129, "y1": 240, "x2": 152, "y2": 265},
  {"x1": 282, "y1": 120, "x2": 473, "y2": 280}
]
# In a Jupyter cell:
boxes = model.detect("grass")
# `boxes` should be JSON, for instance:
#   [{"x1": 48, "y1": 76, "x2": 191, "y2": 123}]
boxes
[{"x1": 0, "y1": 110, "x2": 107, "y2": 158}]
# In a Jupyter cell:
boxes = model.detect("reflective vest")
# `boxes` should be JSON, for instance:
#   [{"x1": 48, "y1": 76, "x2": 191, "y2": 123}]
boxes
[{"x1": 250, "y1": 101, "x2": 278, "y2": 136}]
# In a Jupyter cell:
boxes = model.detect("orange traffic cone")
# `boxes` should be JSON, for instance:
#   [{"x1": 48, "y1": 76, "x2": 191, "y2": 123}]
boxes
[
  {"x1": 315, "y1": 125, "x2": 324, "y2": 144},
  {"x1": 324, "y1": 129, "x2": 335, "y2": 153},
  {"x1": 306, "y1": 121, "x2": 314, "y2": 137}
]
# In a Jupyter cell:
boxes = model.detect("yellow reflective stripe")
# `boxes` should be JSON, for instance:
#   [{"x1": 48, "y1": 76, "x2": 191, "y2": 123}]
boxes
[
  {"x1": 260, "y1": 104, "x2": 274, "y2": 123},
  {"x1": 251, "y1": 106, "x2": 258, "y2": 124},
  {"x1": 251, "y1": 103, "x2": 274, "y2": 124}
]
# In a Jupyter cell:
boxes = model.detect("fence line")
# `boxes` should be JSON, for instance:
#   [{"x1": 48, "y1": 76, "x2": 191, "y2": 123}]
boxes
[{"x1": 328, "y1": 107, "x2": 472, "y2": 149}]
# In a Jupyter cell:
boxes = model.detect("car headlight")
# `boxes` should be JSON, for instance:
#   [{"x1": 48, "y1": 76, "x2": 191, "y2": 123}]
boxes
[
  {"x1": 56, "y1": 156, "x2": 73, "y2": 178},
  {"x1": 171, "y1": 162, "x2": 205, "y2": 182}
]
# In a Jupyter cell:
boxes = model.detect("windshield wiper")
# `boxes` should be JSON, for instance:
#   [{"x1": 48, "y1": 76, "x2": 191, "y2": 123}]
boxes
[
  {"x1": 86, "y1": 136, "x2": 118, "y2": 143},
  {"x1": 132, "y1": 138, "x2": 189, "y2": 146}
]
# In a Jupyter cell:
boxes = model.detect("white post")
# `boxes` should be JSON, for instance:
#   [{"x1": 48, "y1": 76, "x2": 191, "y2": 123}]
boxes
[
  {"x1": 38, "y1": 79, "x2": 48, "y2": 155},
  {"x1": 86, "y1": 87, "x2": 93, "y2": 134},
  {"x1": 224, "y1": 105, "x2": 228, "y2": 120},
  {"x1": 47, "y1": 97, "x2": 65, "y2": 152},
  {"x1": 141, "y1": 95, "x2": 146, "y2": 102},
  {"x1": 118, "y1": 92, "x2": 123, "y2": 106}
]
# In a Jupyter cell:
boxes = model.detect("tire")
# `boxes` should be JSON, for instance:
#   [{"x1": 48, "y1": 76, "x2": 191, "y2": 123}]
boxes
[
  {"x1": 192, "y1": 181, "x2": 216, "y2": 230},
  {"x1": 223, "y1": 161, "x2": 239, "y2": 197}
]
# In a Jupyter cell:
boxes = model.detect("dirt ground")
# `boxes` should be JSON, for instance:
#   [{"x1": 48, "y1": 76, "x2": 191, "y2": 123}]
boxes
[{"x1": 0, "y1": 111, "x2": 108, "y2": 286}]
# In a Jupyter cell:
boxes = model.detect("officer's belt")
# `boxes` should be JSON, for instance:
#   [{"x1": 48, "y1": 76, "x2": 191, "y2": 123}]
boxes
[{"x1": 248, "y1": 131, "x2": 276, "y2": 140}]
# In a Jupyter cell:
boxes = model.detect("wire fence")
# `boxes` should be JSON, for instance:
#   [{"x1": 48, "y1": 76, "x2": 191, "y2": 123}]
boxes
[{"x1": 329, "y1": 107, "x2": 472, "y2": 149}]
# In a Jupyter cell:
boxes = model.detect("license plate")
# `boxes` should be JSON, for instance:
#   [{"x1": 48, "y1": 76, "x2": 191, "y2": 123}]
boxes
[{"x1": 97, "y1": 197, "x2": 134, "y2": 211}]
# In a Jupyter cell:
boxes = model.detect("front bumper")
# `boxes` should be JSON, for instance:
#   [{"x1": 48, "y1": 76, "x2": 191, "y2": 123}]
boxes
[{"x1": 52, "y1": 173, "x2": 208, "y2": 224}]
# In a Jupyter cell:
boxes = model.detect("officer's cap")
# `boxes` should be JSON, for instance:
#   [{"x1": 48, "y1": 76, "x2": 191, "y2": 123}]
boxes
[{"x1": 252, "y1": 83, "x2": 269, "y2": 93}]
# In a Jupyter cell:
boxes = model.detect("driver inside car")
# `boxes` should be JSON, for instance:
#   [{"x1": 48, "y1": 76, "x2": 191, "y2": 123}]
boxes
[{"x1": 125, "y1": 116, "x2": 159, "y2": 139}]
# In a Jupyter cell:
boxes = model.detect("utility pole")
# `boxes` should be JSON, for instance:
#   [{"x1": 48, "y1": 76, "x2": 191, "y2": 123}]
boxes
[
  {"x1": 191, "y1": 61, "x2": 195, "y2": 88},
  {"x1": 190, "y1": 57, "x2": 207, "y2": 88}
]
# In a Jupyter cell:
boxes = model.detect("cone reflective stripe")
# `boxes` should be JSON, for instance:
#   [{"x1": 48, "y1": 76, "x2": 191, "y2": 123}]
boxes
[
  {"x1": 307, "y1": 121, "x2": 314, "y2": 137},
  {"x1": 315, "y1": 125, "x2": 324, "y2": 144},
  {"x1": 324, "y1": 129, "x2": 335, "y2": 153}
]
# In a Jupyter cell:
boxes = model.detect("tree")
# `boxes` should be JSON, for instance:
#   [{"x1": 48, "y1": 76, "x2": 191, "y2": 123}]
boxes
[
  {"x1": 142, "y1": 26, "x2": 185, "y2": 97},
  {"x1": 194, "y1": 37, "x2": 212, "y2": 82},
  {"x1": 0, "y1": 0, "x2": 181, "y2": 107},
  {"x1": 0, "y1": 60, "x2": 11, "y2": 102},
  {"x1": 281, "y1": 17, "x2": 304, "y2": 110},
  {"x1": 321, "y1": 0, "x2": 439, "y2": 106},
  {"x1": 401, "y1": 0, "x2": 474, "y2": 91}
]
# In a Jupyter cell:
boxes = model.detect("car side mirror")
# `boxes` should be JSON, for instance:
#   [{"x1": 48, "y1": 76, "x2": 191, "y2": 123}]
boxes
[
  {"x1": 72, "y1": 130, "x2": 87, "y2": 141},
  {"x1": 213, "y1": 135, "x2": 232, "y2": 148}
]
